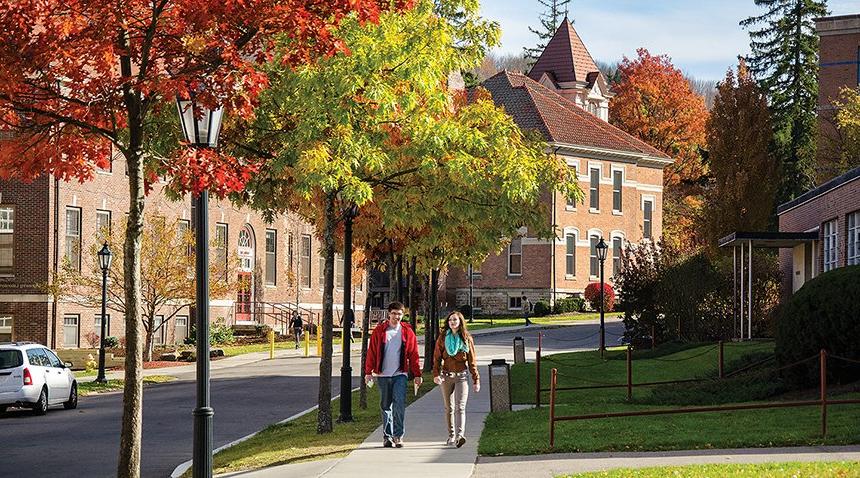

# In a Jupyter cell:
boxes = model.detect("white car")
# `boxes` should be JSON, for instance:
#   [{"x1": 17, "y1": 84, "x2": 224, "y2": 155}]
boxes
[{"x1": 0, "y1": 342, "x2": 78, "y2": 415}]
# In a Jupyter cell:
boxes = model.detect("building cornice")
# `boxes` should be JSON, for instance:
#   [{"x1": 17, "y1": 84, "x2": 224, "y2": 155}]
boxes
[{"x1": 550, "y1": 142, "x2": 673, "y2": 169}]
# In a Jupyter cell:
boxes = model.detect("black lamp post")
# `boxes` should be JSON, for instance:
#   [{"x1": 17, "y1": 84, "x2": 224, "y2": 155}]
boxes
[
  {"x1": 177, "y1": 94, "x2": 223, "y2": 478},
  {"x1": 596, "y1": 238, "x2": 608, "y2": 358},
  {"x1": 339, "y1": 202, "x2": 359, "y2": 423},
  {"x1": 95, "y1": 242, "x2": 112, "y2": 384}
]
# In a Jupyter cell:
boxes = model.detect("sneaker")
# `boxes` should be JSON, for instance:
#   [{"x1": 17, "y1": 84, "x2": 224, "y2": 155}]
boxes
[
  {"x1": 446, "y1": 437, "x2": 456, "y2": 446},
  {"x1": 456, "y1": 436, "x2": 466, "y2": 448},
  {"x1": 383, "y1": 438, "x2": 393, "y2": 448},
  {"x1": 393, "y1": 437, "x2": 403, "y2": 448}
]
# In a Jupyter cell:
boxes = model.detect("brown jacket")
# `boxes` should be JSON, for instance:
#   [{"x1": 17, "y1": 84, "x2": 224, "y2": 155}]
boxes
[{"x1": 432, "y1": 331, "x2": 479, "y2": 385}]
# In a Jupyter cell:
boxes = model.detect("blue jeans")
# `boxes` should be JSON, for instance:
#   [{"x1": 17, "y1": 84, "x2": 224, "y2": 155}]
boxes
[{"x1": 377, "y1": 374, "x2": 407, "y2": 439}]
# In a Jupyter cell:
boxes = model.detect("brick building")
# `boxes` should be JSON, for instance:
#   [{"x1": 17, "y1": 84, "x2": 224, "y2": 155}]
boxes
[
  {"x1": 443, "y1": 20, "x2": 672, "y2": 315},
  {"x1": 0, "y1": 154, "x2": 366, "y2": 348},
  {"x1": 815, "y1": 14, "x2": 860, "y2": 179},
  {"x1": 771, "y1": 13, "x2": 860, "y2": 297}
]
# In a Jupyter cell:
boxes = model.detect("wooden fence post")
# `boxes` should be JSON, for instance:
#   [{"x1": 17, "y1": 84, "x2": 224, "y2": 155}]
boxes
[
  {"x1": 626, "y1": 345, "x2": 633, "y2": 401},
  {"x1": 549, "y1": 367, "x2": 557, "y2": 449},
  {"x1": 821, "y1": 349, "x2": 827, "y2": 438},
  {"x1": 718, "y1": 340, "x2": 724, "y2": 379}
]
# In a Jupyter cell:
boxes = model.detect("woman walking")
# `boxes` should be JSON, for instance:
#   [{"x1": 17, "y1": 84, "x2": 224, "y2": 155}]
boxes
[{"x1": 432, "y1": 311, "x2": 480, "y2": 448}]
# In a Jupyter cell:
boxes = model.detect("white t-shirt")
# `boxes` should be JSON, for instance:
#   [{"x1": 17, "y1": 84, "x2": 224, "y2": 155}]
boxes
[{"x1": 380, "y1": 322, "x2": 405, "y2": 377}]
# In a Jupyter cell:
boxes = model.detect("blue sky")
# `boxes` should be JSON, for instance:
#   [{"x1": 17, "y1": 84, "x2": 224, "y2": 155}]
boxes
[{"x1": 479, "y1": 0, "x2": 859, "y2": 80}]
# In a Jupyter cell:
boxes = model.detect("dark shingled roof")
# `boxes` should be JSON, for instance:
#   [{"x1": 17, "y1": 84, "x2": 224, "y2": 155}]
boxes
[
  {"x1": 481, "y1": 70, "x2": 669, "y2": 159},
  {"x1": 528, "y1": 18, "x2": 601, "y2": 84}
]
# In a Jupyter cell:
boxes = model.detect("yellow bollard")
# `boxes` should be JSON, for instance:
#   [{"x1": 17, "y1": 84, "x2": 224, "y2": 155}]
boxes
[
  {"x1": 316, "y1": 333, "x2": 322, "y2": 357},
  {"x1": 304, "y1": 328, "x2": 310, "y2": 357},
  {"x1": 268, "y1": 329, "x2": 275, "y2": 360}
]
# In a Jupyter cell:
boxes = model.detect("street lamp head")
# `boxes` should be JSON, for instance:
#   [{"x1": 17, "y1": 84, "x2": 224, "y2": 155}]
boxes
[
  {"x1": 176, "y1": 95, "x2": 223, "y2": 148},
  {"x1": 596, "y1": 237, "x2": 608, "y2": 262},
  {"x1": 97, "y1": 242, "x2": 112, "y2": 272}
]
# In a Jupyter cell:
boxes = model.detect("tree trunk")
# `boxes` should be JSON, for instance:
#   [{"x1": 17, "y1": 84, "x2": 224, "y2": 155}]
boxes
[
  {"x1": 386, "y1": 251, "x2": 396, "y2": 305},
  {"x1": 317, "y1": 193, "x2": 336, "y2": 434},
  {"x1": 144, "y1": 329, "x2": 153, "y2": 363},
  {"x1": 396, "y1": 254, "x2": 404, "y2": 302},
  {"x1": 408, "y1": 258, "x2": 417, "y2": 331},
  {"x1": 359, "y1": 267, "x2": 373, "y2": 410},
  {"x1": 423, "y1": 271, "x2": 438, "y2": 373},
  {"x1": 117, "y1": 38, "x2": 144, "y2": 478}
]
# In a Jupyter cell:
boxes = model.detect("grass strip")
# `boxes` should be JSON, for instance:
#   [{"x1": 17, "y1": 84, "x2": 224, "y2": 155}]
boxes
[
  {"x1": 78, "y1": 375, "x2": 176, "y2": 396},
  {"x1": 208, "y1": 372, "x2": 436, "y2": 476},
  {"x1": 480, "y1": 342, "x2": 860, "y2": 455},
  {"x1": 559, "y1": 461, "x2": 860, "y2": 478},
  {"x1": 218, "y1": 341, "x2": 298, "y2": 357}
]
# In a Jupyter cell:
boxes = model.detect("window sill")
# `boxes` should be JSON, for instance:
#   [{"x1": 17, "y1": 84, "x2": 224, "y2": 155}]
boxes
[
  {"x1": 265, "y1": 284, "x2": 277, "y2": 288},
  {"x1": 95, "y1": 169, "x2": 113, "y2": 175},
  {"x1": 507, "y1": 274, "x2": 522, "y2": 278},
  {"x1": 612, "y1": 210, "x2": 623, "y2": 216},
  {"x1": 589, "y1": 208, "x2": 600, "y2": 214},
  {"x1": 564, "y1": 274, "x2": 575, "y2": 280},
  {"x1": 565, "y1": 206, "x2": 577, "y2": 212}
]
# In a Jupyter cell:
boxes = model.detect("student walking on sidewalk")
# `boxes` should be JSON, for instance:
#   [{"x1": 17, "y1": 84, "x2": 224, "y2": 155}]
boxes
[
  {"x1": 364, "y1": 302, "x2": 422, "y2": 448},
  {"x1": 432, "y1": 311, "x2": 480, "y2": 448}
]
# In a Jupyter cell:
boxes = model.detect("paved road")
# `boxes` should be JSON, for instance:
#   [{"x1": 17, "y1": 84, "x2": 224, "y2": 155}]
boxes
[
  {"x1": 0, "y1": 352, "x2": 361, "y2": 478},
  {"x1": 0, "y1": 320, "x2": 623, "y2": 478}
]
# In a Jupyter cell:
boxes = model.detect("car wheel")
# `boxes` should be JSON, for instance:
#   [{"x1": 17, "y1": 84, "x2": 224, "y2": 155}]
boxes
[
  {"x1": 63, "y1": 382, "x2": 78, "y2": 410},
  {"x1": 0, "y1": 405, "x2": 7, "y2": 416},
  {"x1": 32, "y1": 387, "x2": 48, "y2": 416}
]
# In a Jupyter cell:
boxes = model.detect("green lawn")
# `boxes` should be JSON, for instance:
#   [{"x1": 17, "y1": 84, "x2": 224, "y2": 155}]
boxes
[
  {"x1": 413, "y1": 312, "x2": 605, "y2": 335},
  {"x1": 560, "y1": 462, "x2": 860, "y2": 478},
  {"x1": 206, "y1": 372, "x2": 437, "y2": 476},
  {"x1": 77, "y1": 375, "x2": 175, "y2": 396},
  {"x1": 479, "y1": 341, "x2": 860, "y2": 456}
]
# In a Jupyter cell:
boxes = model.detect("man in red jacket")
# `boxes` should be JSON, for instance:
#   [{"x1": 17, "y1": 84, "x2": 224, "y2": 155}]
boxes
[{"x1": 364, "y1": 301, "x2": 422, "y2": 448}]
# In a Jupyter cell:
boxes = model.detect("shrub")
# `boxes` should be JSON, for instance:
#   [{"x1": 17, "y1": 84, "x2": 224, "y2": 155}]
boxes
[
  {"x1": 458, "y1": 304, "x2": 472, "y2": 318},
  {"x1": 776, "y1": 265, "x2": 860, "y2": 388},
  {"x1": 584, "y1": 282, "x2": 615, "y2": 312},
  {"x1": 532, "y1": 300, "x2": 551, "y2": 317},
  {"x1": 103, "y1": 336, "x2": 120, "y2": 348},
  {"x1": 184, "y1": 319, "x2": 236, "y2": 346},
  {"x1": 83, "y1": 331, "x2": 100, "y2": 348},
  {"x1": 553, "y1": 297, "x2": 585, "y2": 314}
]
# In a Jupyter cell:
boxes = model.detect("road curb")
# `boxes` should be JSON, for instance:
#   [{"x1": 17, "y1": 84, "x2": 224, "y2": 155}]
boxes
[{"x1": 169, "y1": 387, "x2": 359, "y2": 478}]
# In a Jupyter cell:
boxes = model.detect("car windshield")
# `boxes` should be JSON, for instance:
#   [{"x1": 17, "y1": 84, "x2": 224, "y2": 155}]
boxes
[{"x1": 0, "y1": 349, "x2": 23, "y2": 369}]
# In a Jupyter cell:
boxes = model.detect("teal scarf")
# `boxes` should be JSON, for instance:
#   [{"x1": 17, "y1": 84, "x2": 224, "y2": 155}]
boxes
[{"x1": 445, "y1": 330, "x2": 469, "y2": 356}]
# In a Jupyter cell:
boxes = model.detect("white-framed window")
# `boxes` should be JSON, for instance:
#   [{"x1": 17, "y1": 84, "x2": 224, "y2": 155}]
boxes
[
  {"x1": 152, "y1": 315, "x2": 165, "y2": 346},
  {"x1": 508, "y1": 238, "x2": 522, "y2": 276},
  {"x1": 643, "y1": 199, "x2": 654, "y2": 239},
  {"x1": 96, "y1": 209, "x2": 111, "y2": 239},
  {"x1": 566, "y1": 165, "x2": 578, "y2": 208},
  {"x1": 63, "y1": 314, "x2": 79, "y2": 348},
  {"x1": 319, "y1": 252, "x2": 326, "y2": 288},
  {"x1": 472, "y1": 297, "x2": 483, "y2": 313},
  {"x1": 847, "y1": 211, "x2": 860, "y2": 266},
  {"x1": 590, "y1": 235, "x2": 600, "y2": 277},
  {"x1": 589, "y1": 167, "x2": 600, "y2": 210},
  {"x1": 0, "y1": 206, "x2": 13, "y2": 276},
  {"x1": 175, "y1": 316, "x2": 189, "y2": 344},
  {"x1": 508, "y1": 295, "x2": 523, "y2": 310},
  {"x1": 265, "y1": 229, "x2": 277, "y2": 286},
  {"x1": 470, "y1": 263, "x2": 482, "y2": 280},
  {"x1": 238, "y1": 227, "x2": 253, "y2": 272},
  {"x1": 612, "y1": 236, "x2": 623, "y2": 278},
  {"x1": 300, "y1": 234, "x2": 311, "y2": 288},
  {"x1": 565, "y1": 233, "x2": 576, "y2": 276},
  {"x1": 215, "y1": 223, "x2": 228, "y2": 271},
  {"x1": 823, "y1": 219, "x2": 838, "y2": 272},
  {"x1": 177, "y1": 219, "x2": 193, "y2": 259},
  {"x1": 287, "y1": 232, "x2": 295, "y2": 284},
  {"x1": 0, "y1": 316, "x2": 12, "y2": 341},
  {"x1": 612, "y1": 170, "x2": 623, "y2": 213},
  {"x1": 94, "y1": 314, "x2": 110, "y2": 337},
  {"x1": 65, "y1": 207, "x2": 82, "y2": 271}
]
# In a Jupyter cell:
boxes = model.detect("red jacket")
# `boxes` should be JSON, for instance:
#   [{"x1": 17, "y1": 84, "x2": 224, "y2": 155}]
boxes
[{"x1": 364, "y1": 320, "x2": 421, "y2": 379}]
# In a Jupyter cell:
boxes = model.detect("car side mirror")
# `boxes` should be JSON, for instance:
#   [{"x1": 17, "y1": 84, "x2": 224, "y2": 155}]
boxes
[{"x1": 63, "y1": 362, "x2": 73, "y2": 368}]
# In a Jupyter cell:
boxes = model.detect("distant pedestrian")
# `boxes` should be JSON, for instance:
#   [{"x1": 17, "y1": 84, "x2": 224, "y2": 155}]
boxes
[
  {"x1": 522, "y1": 296, "x2": 532, "y2": 326},
  {"x1": 364, "y1": 301, "x2": 422, "y2": 448},
  {"x1": 291, "y1": 312, "x2": 303, "y2": 349},
  {"x1": 432, "y1": 311, "x2": 479, "y2": 448}
]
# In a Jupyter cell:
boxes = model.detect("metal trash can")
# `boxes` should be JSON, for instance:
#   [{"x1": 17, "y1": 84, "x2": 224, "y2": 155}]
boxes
[
  {"x1": 513, "y1": 336, "x2": 526, "y2": 364},
  {"x1": 488, "y1": 358, "x2": 512, "y2": 412}
]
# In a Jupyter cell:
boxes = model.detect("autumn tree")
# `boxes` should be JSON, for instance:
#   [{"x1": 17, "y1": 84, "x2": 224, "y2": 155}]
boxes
[
  {"x1": 703, "y1": 60, "x2": 778, "y2": 246},
  {"x1": 233, "y1": 0, "x2": 577, "y2": 432},
  {"x1": 53, "y1": 215, "x2": 235, "y2": 362},
  {"x1": 831, "y1": 87, "x2": 860, "y2": 175},
  {"x1": 741, "y1": 0, "x2": 827, "y2": 198},
  {"x1": 609, "y1": 48, "x2": 709, "y2": 252},
  {"x1": 0, "y1": 1, "x2": 401, "y2": 476}
]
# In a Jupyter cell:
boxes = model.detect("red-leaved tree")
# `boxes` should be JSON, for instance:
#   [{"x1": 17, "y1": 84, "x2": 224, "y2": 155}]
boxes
[
  {"x1": 610, "y1": 48, "x2": 709, "y2": 253},
  {"x1": 0, "y1": 1, "x2": 406, "y2": 476},
  {"x1": 584, "y1": 282, "x2": 615, "y2": 312}
]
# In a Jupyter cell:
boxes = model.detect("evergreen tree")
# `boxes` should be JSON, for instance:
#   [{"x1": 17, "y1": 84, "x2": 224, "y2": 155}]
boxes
[
  {"x1": 740, "y1": 0, "x2": 828, "y2": 202},
  {"x1": 523, "y1": 0, "x2": 572, "y2": 62}
]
